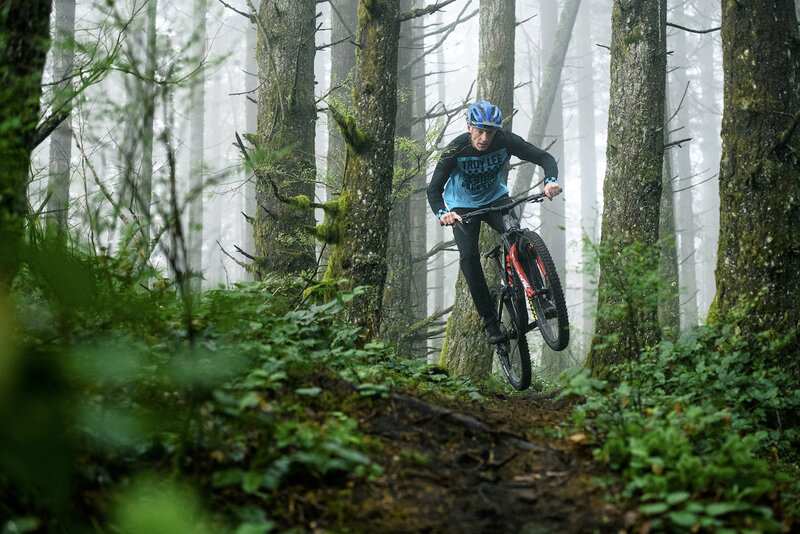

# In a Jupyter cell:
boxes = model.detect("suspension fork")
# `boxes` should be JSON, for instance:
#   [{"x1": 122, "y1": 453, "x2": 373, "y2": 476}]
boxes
[{"x1": 507, "y1": 242, "x2": 536, "y2": 299}]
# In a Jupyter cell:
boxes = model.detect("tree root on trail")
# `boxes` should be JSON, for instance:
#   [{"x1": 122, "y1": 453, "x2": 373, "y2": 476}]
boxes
[
  {"x1": 302, "y1": 373, "x2": 624, "y2": 533},
  {"x1": 387, "y1": 392, "x2": 554, "y2": 454},
  {"x1": 318, "y1": 374, "x2": 556, "y2": 455}
]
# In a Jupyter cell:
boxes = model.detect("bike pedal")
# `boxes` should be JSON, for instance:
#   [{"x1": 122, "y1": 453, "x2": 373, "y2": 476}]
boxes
[{"x1": 481, "y1": 245, "x2": 502, "y2": 259}]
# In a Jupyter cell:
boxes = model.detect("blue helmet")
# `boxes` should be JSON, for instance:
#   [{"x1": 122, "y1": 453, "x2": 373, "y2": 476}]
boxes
[{"x1": 467, "y1": 99, "x2": 502, "y2": 129}]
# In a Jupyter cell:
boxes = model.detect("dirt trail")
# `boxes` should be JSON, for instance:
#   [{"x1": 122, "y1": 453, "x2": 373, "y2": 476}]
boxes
[{"x1": 280, "y1": 377, "x2": 626, "y2": 534}]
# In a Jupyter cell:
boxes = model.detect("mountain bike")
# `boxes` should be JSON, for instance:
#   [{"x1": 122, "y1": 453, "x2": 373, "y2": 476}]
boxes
[{"x1": 462, "y1": 192, "x2": 569, "y2": 390}]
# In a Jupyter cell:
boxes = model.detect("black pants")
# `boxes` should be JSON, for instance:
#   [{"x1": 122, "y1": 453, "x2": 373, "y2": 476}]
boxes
[{"x1": 452, "y1": 195, "x2": 517, "y2": 324}]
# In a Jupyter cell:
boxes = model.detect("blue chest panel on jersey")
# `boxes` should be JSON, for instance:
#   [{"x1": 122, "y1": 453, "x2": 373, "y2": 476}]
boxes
[{"x1": 443, "y1": 148, "x2": 509, "y2": 208}]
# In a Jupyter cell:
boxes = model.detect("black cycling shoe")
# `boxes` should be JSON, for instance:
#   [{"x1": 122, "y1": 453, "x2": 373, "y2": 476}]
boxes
[{"x1": 484, "y1": 319, "x2": 507, "y2": 344}]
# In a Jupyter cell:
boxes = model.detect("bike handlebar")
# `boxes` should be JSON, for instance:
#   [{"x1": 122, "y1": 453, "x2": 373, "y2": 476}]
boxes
[{"x1": 458, "y1": 192, "x2": 547, "y2": 223}]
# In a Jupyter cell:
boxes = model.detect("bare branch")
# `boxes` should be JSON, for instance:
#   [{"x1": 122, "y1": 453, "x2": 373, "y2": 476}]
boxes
[
  {"x1": 776, "y1": 109, "x2": 800, "y2": 149},
  {"x1": 666, "y1": 21, "x2": 720, "y2": 34},
  {"x1": 218, "y1": 241, "x2": 253, "y2": 271},
  {"x1": 667, "y1": 81, "x2": 690, "y2": 124},
  {"x1": 402, "y1": 306, "x2": 453, "y2": 340},
  {"x1": 399, "y1": 0, "x2": 460, "y2": 22},
  {"x1": 673, "y1": 173, "x2": 718, "y2": 194},
  {"x1": 317, "y1": 32, "x2": 355, "y2": 51},
  {"x1": 413, "y1": 239, "x2": 456, "y2": 264},
  {"x1": 416, "y1": 2, "x2": 475, "y2": 39},
  {"x1": 233, "y1": 244, "x2": 256, "y2": 261},
  {"x1": 664, "y1": 137, "x2": 692, "y2": 150},
  {"x1": 217, "y1": 0, "x2": 251, "y2": 19},
  {"x1": 30, "y1": 109, "x2": 70, "y2": 151},
  {"x1": 403, "y1": 4, "x2": 477, "y2": 72},
  {"x1": 31, "y1": 191, "x2": 53, "y2": 218},
  {"x1": 516, "y1": 14, "x2": 536, "y2": 27}
]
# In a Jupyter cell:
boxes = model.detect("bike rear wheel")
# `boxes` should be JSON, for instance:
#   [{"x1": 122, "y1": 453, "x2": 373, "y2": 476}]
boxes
[
  {"x1": 490, "y1": 283, "x2": 531, "y2": 390},
  {"x1": 517, "y1": 230, "x2": 569, "y2": 351}
]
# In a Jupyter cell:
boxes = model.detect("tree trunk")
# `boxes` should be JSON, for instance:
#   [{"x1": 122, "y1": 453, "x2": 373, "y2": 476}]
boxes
[
  {"x1": 510, "y1": 0, "x2": 580, "y2": 200},
  {"x1": 538, "y1": 0, "x2": 569, "y2": 378},
  {"x1": 140, "y1": 0, "x2": 157, "y2": 234},
  {"x1": 117, "y1": 2, "x2": 157, "y2": 263},
  {"x1": 188, "y1": 0, "x2": 206, "y2": 291},
  {"x1": 576, "y1": 0, "x2": 598, "y2": 354},
  {"x1": 440, "y1": 0, "x2": 515, "y2": 379},
  {"x1": 695, "y1": 8, "x2": 720, "y2": 320},
  {"x1": 0, "y1": 1, "x2": 53, "y2": 286},
  {"x1": 669, "y1": 1, "x2": 698, "y2": 329},
  {"x1": 243, "y1": 7, "x2": 258, "y2": 278},
  {"x1": 711, "y1": 1, "x2": 800, "y2": 361},
  {"x1": 46, "y1": 0, "x2": 76, "y2": 237},
  {"x1": 322, "y1": 0, "x2": 358, "y2": 273},
  {"x1": 659, "y1": 101, "x2": 679, "y2": 339},
  {"x1": 326, "y1": 0, "x2": 401, "y2": 339},
  {"x1": 430, "y1": 9, "x2": 449, "y2": 360},
  {"x1": 383, "y1": 0, "x2": 421, "y2": 357},
  {"x1": 253, "y1": 0, "x2": 317, "y2": 278},
  {"x1": 585, "y1": 0, "x2": 666, "y2": 379},
  {"x1": 409, "y1": 17, "x2": 428, "y2": 357},
  {"x1": 327, "y1": 0, "x2": 358, "y2": 190}
]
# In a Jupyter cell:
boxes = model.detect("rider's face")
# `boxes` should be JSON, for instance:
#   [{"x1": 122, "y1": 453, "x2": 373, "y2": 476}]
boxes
[{"x1": 468, "y1": 126, "x2": 496, "y2": 151}]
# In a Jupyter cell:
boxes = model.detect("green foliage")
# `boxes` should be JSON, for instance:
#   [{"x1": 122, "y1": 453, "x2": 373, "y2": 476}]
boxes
[
  {"x1": 564, "y1": 323, "x2": 800, "y2": 532},
  {"x1": 585, "y1": 237, "x2": 671, "y2": 380},
  {"x1": 210, "y1": 415, "x2": 383, "y2": 496},
  {"x1": 1, "y1": 244, "x2": 392, "y2": 532},
  {"x1": 113, "y1": 475, "x2": 214, "y2": 534}
]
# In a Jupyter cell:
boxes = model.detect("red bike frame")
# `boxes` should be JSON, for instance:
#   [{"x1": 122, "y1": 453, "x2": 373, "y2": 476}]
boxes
[{"x1": 507, "y1": 243, "x2": 536, "y2": 299}]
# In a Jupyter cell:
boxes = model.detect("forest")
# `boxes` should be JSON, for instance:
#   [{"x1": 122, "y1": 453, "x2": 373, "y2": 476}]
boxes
[{"x1": 1, "y1": 0, "x2": 799, "y2": 532}]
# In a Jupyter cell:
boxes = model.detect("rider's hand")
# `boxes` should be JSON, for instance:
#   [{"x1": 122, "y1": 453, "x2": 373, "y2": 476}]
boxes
[
  {"x1": 544, "y1": 181, "x2": 562, "y2": 200},
  {"x1": 439, "y1": 211, "x2": 463, "y2": 226}
]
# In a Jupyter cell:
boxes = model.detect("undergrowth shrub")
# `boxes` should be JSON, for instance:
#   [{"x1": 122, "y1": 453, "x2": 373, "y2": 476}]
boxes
[
  {"x1": 564, "y1": 323, "x2": 800, "y2": 533},
  {"x1": 1, "y1": 247, "x2": 394, "y2": 533}
]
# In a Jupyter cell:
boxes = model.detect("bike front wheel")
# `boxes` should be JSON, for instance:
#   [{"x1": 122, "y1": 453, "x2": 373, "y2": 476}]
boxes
[
  {"x1": 517, "y1": 231, "x2": 570, "y2": 351},
  {"x1": 490, "y1": 283, "x2": 531, "y2": 390}
]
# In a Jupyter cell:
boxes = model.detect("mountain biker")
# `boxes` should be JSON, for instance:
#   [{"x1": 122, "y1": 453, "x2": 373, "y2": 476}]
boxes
[{"x1": 427, "y1": 99, "x2": 562, "y2": 344}]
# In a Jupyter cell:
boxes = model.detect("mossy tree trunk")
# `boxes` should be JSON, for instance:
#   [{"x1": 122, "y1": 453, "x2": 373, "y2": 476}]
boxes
[
  {"x1": 0, "y1": 1, "x2": 53, "y2": 287},
  {"x1": 323, "y1": 0, "x2": 358, "y2": 273},
  {"x1": 253, "y1": 0, "x2": 317, "y2": 278},
  {"x1": 382, "y1": 0, "x2": 418, "y2": 357},
  {"x1": 711, "y1": 1, "x2": 800, "y2": 361},
  {"x1": 327, "y1": 0, "x2": 401, "y2": 339},
  {"x1": 440, "y1": 0, "x2": 515, "y2": 379},
  {"x1": 585, "y1": 0, "x2": 666, "y2": 379}
]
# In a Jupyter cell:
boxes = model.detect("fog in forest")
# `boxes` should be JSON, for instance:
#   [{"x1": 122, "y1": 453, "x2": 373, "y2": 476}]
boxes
[{"x1": 29, "y1": 0, "x2": 724, "y2": 364}]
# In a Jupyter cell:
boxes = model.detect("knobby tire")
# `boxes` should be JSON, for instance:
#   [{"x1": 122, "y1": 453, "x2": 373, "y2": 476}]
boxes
[
  {"x1": 490, "y1": 282, "x2": 532, "y2": 391},
  {"x1": 517, "y1": 230, "x2": 569, "y2": 351}
]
